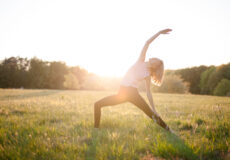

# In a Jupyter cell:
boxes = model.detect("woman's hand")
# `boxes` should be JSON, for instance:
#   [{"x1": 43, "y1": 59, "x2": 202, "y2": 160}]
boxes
[
  {"x1": 159, "y1": 29, "x2": 172, "y2": 34},
  {"x1": 138, "y1": 28, "x2": 172, "y2": 62}
]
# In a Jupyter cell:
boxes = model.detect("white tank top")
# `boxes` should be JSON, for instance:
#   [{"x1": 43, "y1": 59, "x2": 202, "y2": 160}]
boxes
[{"x1": 121, "y1": 61, "x2": 150, "y2": 88}]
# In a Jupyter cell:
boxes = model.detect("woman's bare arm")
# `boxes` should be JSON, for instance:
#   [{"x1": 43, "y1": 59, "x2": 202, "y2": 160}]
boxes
[
  {"x1": 145, "y1": 76, "x2": 174, "y2": 132},
  {"x1": 138, "y1": 29, "x2": 172, "y2": 62},
  {"x1": 145, "y1": 76, "x2": 159, "y2": 115}
]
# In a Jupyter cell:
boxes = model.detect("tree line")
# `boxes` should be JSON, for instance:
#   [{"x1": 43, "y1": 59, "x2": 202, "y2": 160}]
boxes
[
  {"x1": 174, "y1": 63, "x2": 230, "y2": 96},
  {"x1": 0, "y1": 57, "x2": 120, "y2": 90},
  {"x1": 0, "y1": 57, "x2": 229, "y2": 96}
]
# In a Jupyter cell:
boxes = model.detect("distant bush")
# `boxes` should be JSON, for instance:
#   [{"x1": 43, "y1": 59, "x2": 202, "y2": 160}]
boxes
[
  {"x1": 64, "y1": 72, "x2": 80, "y2": 89},
  {"x1": 152, "y1": 74, "x2": 189, "y2": 93},
  {"x1": 213, "y1": 79, "x2": 230, "y2": 96}
]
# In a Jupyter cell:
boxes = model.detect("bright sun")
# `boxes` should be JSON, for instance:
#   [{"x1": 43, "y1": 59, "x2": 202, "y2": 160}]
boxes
[{"x1": 67, "y1": 54, "x2": 132, "y2": 77}]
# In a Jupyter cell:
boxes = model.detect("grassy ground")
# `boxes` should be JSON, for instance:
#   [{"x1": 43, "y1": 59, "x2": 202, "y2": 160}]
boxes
[{"x1": 0, "y1": 89, "x2": 229, "y2": 160}]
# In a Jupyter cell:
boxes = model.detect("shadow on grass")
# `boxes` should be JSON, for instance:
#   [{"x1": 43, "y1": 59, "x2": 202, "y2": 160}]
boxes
[
  {"x1": 85, "y1": 128, "x2": 101, "y2": 160},
  {"x1": 149, "y1": 129, "x2": 198, "y2": 160},
  {"x1": 85, "y1": 124, "x2": 198, "y2": 160}
]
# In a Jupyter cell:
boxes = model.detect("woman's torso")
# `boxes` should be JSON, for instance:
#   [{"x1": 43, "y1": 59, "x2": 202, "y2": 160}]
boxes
[{"x1": 120, "y1": 61, "x2": 150, "y2": 88}]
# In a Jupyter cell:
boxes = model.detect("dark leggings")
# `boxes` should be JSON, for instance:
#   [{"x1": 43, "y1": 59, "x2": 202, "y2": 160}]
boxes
[{"x1": 94, "y1": 86, "x2": 169, "y2": 130}]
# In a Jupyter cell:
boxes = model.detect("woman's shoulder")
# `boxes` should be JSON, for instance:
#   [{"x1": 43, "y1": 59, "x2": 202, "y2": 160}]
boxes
[{"x1": 134, "y1": 60, "x2": 147, "y2": 66}]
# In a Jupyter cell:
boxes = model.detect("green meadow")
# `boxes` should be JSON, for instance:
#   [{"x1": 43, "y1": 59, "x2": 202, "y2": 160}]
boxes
[{"x1": 0, "y1": 89, "x2": 229, "y2": 160}]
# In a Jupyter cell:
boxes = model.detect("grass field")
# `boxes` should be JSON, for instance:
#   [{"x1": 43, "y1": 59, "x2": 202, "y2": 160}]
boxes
[{"x1": 0, "y1": 89, "x2": 229, "y2": 160}]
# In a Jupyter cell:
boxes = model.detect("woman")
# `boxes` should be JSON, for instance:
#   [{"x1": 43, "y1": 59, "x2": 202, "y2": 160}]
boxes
[{"x1": 94, "y1": 29, "x2": 172, "y2": 132}]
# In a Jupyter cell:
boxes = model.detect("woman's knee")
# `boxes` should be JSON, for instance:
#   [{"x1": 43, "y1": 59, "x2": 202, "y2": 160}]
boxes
[{"x1": 94, "y1": 101, "x2": 101, "y2": 110}]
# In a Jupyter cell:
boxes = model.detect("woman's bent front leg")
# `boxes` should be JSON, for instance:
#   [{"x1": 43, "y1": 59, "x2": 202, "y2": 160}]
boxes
[{"x1": 94, "y1": 94, "x2": 126, "y2": 128}]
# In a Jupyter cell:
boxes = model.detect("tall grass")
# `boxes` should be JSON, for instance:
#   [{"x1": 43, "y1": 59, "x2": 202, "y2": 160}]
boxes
[{"x1": 0, "y1": 89, "x2": 229, "y2": 159}]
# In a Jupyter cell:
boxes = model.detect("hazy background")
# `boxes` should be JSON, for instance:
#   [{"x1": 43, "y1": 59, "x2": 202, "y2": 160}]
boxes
[{"x1": 0, "y1": 0, "x2": 230, "y2": 76}]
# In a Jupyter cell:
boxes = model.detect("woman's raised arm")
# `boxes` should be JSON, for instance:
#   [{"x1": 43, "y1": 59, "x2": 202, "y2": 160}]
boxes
[{"x1": 137, "y1": 29, "x2": 172, "y2": 62}]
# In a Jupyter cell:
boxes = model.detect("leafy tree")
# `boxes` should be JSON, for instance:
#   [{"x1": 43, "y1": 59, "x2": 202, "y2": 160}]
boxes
[
  {"x1": 63, "y1": 72, "x2": 80, "y2": 89},
  {"x1": 28, "y1": 58, "x2": 49, "y2": 88},
  {"x1": 213, "y1": 79, "x2": 230, "y2": 96},
  {"x1": 199, "y1": 66, "x2": 216, "y2": 94},
  {"x1": 176, "y1": 66, "x2": 208, "y2": 94},
  {"x1": 200, "y1": 63, "x2": 230, "y2": 95},
  {"x1": 69, "y1": 66, "x2": 88, "y2": 89},
  {"x1": 47, "y1": 62, "x2": 68, "y2": 89},
  {"x1": 217, "y1": 63, "x2": 230, "y2": 80},
  {"x1": 0, "y1": 57, "x2": 29, "y2": 88}
]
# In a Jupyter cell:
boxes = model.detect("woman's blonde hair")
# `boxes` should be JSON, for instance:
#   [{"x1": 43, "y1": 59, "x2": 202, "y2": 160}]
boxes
[{"x1": 149, "y1": 58, "x2": 164, "y2": 86}]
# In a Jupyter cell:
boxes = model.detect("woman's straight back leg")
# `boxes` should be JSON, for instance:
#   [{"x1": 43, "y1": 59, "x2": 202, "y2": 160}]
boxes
[{"x1": 94, "y1": 90, "x2": 127, "y2": 128}]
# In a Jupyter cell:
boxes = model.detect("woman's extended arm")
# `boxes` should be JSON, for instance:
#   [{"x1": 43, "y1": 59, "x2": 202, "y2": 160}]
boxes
[
  {"x1": 138, "y1": 29, "x2": 172, "y2": 62},
  {"x1": 145, "y1": 76, "x2": 159, "y2": 115},
  {"x1": 145, "y1": 76, "x2": 173, "y2": 133}
]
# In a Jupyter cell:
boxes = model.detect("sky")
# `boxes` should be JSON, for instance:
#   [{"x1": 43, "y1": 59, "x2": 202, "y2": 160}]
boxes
[{"x1": 0, "y1": 0, "x2": 230, "y2": 77}]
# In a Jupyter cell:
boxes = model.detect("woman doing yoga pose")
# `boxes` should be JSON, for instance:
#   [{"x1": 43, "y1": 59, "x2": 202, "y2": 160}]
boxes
[{"x1": 94, "y1": 29, "x2": 172, "y2": 132}]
